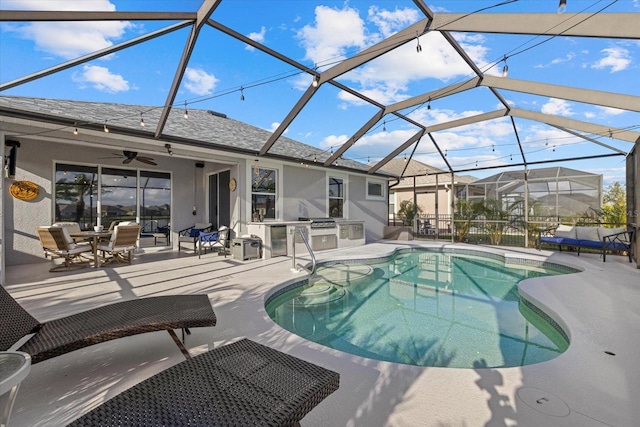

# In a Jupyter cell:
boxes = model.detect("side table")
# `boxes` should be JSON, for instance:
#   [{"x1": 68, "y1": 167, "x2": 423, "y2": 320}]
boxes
[{"x1": 0, "y1": 352, "x2": 31, "y2": 427}]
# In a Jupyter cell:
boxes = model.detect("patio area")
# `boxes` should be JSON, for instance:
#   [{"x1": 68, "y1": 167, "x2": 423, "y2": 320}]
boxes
[{"x1": 3, "y1": 242, "x2": 639, "y2": 427}]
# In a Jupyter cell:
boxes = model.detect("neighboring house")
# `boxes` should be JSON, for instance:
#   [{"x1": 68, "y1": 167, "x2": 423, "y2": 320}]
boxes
[
  {"x1": 376, "y1": 158, "x2": 476, "y2": 219},
  {"x1": 0, "y1": 96, "x2": 390, "y2": 266}
]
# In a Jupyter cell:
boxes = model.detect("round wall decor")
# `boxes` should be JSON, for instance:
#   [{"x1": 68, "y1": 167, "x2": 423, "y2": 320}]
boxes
[
  {"x1": 228, "y1": 177, "x2": 237, "y2": 192},
  {"x1": 9, "y1": 180, "x2": 40, "y2": 201}
]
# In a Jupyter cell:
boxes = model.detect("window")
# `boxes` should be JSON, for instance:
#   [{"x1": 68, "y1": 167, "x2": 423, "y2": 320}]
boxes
[
  {"x1": 366, "y1": 178, "x2": 385, "y2": 200},
  {"x1": 54, "y1": 163, "x2": 171, "y2": 236},
  {"x1": 328, "y1": 177, "x2": 344, "y2": 218},
  {"x1": 252, "y1": 167, "x2": 277, "y2": 220},
  {"x1": 55, "y1": 164, "x2": 98, "y2": 228}
]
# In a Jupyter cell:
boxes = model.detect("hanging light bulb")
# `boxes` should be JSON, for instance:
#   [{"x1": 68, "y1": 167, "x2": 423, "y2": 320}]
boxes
[
  {"x1": 545, "y1": 138, "x2": 549, "y2": 146},
  {"x1": 475, "y1": 160, "x2": 478, "y2": 167},
  {"x1": 444, "y1": 149, "x2": 447, "y2": 157},
  {"x1": 183, "y1": 102, "x2": 189, "y2": 119},
  {"x1": 383, "y1": 120, "x2": 387, "y2": 132},
  {"x1": 73, "y1": 127, "x2": 78, "y2": 135},
  {"x1": 427, "y1": 98, "x2": 431, "y2": 110},
  {"x1": 553, "y1": 145, "x2": 556, "y2": 152},
  {"x1": 558, "y1": 0, "x2": 567, "y2": 14},
  {"x1": 403, "y1": 153, "x2": 407, "y2": 162},
  {"x1": 492, "y1": 144, "x2": 495, "y2": 152},
  {"x1": 416, "y1": 37, "x2": 422, "y2": 53},
  {"x1": 240, "y1": 87, "x2": 245, "y2": 101},
  {"x1": 501, "y1": 56, "x2": 509, "y2": 77},
  {"x1": 510, "y1": 153, "x2": 513, "y2": 161},
  {"x1": 140, "y1": 113, "x2": 145, "y2": 127},
  {"x1": 311, "y1": 75, "x2": 319, "y2": 87},
  {"x1": 103, "y1": 121, "x2": 109, "y2": 133},
  {"x1": 313, "y1": 155, "x2": 317, "y2": 163}
]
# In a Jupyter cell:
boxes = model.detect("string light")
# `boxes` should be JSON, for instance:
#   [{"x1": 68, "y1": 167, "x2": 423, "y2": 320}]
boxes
[
  {"x1": 183, "y1": 102, "x2": 189, "y2": 119},
  {"x1": 427, "y1": 98, "x2": 431, "y2": 110},
  {"x1": 313, "y1": 155, "x2": 317, "y2": 163},
  {"x1": 165, "y1": 143, "x2": 173, "y2": 156},
  {"x1": 103, "y1": 121, "x2": 109, "y2": 133},
  {"x1": 403, "y1": 153, "x2": 407, "y2": 162},
  {"x1": 416, "y1": 37, "x2": 422, "y2": 53},
  {"x1": 73, "y1": 122, "x2": 78, "y2": 135},
  {"x1": 501, "y1": 55, "x2": 509, "y2": 77},
  {"x1": 492, "y1": 144, "x2": 495, "y2": 152},
  {"x1": 553, "y1": 145, "x2": 556, "y2": 152},
  {"x1": 240, "y1": 87, "x2": 245, "y2": 101},
  {"x1": 311, "y1": 76, "x2": 319, "y2": 87},
  {"x1": 139, "y1": 113, "x2": 145, "y2": 127},
  {"x1": 383, "y1": 120, "x2": 386, "y2": 132},
  {"x1": 558, "y1": 0, "x2": 567, "y2": 14},
  {"x1": 444, "y1": 149, "x2": 447, "y2": 157},
  {"x1": 510, "y1": 153, "x2": 513, "y2": 161}
]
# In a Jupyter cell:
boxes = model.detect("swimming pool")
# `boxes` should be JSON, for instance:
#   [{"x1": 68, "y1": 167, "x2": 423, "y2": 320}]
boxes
[{"x1": 266, "y1": 248, "x2": 576, "y2": 369}]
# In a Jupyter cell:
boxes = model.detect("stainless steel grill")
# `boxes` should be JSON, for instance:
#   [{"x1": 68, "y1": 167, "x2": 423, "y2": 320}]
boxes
[{"x1": 299, "y1": 217, "x2": 336, "y2": 229}]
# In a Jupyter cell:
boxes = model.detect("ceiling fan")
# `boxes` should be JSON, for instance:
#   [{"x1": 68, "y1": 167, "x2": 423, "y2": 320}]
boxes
[{"x1": 101, "y1": 150, "x2": 157, "y2": 166}]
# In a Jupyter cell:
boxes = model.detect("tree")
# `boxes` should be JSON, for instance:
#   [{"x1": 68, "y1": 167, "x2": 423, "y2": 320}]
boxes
[
  {"x1": 397, "y1": 200, "x2": 423, "y2": 226},
  {"x1": 453, "y1": 199, "x2": 482, "y2": 242},
  {"x1": 478, "y1": 198, "x2": 525, "y2": 245},
  {"x1": 601, "y1": 182, "x2": 626, "y2": 226}
]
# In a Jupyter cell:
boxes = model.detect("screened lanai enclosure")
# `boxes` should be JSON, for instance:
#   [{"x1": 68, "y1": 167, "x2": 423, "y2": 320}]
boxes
[{"x1": 462, "y1": 167, "x2": 603, "y2": 218}]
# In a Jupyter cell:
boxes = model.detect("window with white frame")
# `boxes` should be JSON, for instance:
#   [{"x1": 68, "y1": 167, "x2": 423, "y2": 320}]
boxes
[
  {"x1": 366, "y1": 178, "x2": 385, "y2": 200},
  {"x1": 328, "y1": 176, "x2": 345, "y2": 218},
  {"x1": 251, "y1": 166, "x2": 277, "y2": 220}
]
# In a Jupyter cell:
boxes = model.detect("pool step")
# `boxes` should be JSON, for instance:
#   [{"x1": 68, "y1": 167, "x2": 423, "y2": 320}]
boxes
[{"x1": 291, "y1": 284, "x2": 346, "y2": 306}]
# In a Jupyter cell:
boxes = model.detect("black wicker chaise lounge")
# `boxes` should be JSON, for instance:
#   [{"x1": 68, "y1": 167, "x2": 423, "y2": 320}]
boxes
[
  {"x1": 0, "y1": 285, "x2": 216, "y2": 363},
  {"x1": 66, "y1": 338, "x2": 340, "y2": 427}
]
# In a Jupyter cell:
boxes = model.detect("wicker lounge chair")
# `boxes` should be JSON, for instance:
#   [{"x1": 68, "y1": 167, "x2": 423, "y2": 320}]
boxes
[
  {"x1": 67, "y1": 338, "x2": 339, "y2": 427},
  {"x1": 0, "y1": 285, "x2": 216, "y2": 364}
]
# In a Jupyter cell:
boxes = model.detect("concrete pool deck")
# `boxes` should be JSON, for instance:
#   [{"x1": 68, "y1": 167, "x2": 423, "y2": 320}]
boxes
[{"x1": 3, "y1": 241, "x2": 639, "y2": 426}]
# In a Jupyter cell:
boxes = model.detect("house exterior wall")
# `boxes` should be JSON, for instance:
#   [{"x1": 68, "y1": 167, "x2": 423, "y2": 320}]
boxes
[
  {"x1": 2, "y1": 137, "x2": 233, "y2": 265},
  {"x1": 392, "y1": 188, "x2": 452, "y2": 216},
  {"x1": 2, "y1": 135, "x2": 387, "y2": 265}
]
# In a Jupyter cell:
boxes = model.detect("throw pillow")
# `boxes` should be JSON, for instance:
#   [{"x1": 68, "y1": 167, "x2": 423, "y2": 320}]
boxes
[{"x1": 554, "y1": 224, "x2": 576, "y2": 239}]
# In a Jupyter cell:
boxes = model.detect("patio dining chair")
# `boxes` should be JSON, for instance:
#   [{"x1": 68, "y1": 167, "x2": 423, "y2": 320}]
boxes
[
  {"x1": 96, "y1": 224, "x2": 141, "y2": 265},
  {"x1": 178, "y1": 222, "x2": 212, "y2": 253},
  {"x1": 36, "y1": 226, "x2": 92, "y2": 272},
  {"x1": 198, "y1": 226, "x2": 229, "y2": 259}
]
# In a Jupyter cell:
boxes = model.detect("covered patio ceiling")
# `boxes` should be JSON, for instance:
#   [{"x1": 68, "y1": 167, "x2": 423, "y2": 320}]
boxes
[{"x1": 1, "y1": 0, "x2": 639, "y2": 179}]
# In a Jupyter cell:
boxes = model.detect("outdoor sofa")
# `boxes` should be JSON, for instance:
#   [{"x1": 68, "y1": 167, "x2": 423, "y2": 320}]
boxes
[{"x1": 538, "y1": 224, "x2": 633, "y2": 262}]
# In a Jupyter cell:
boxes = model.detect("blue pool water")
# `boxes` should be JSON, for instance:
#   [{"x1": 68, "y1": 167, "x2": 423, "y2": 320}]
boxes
[{"x1": 266, "y1": 249, "x2": 574, "y2": 368}]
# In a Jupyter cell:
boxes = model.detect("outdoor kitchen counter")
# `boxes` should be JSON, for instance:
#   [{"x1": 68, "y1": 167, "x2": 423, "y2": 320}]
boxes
[{"x1": 247, "y1": 220, "x2": 365, "y2": 259}]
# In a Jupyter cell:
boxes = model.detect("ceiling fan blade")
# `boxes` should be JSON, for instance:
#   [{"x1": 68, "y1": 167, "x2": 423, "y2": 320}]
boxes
[
  {"x1": 136, "y1": 157, "x2": 157, "y2": 166},
  {"x1": 123, "y1": 158, "x2": 133, "y2": 164}
]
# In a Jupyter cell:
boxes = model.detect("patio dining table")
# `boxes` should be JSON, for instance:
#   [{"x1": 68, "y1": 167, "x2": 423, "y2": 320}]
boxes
[{"x1": 70, "y1": 231, "x2": 112, "y2": 268}]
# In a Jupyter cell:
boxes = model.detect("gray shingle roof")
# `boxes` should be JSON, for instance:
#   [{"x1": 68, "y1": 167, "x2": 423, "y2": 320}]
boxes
[{"x1": 0, "y1": 95, "x2": 376, "y2": 174}]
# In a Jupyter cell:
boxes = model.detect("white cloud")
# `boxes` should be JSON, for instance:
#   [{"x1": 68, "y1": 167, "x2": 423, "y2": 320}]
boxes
[
  {"x1": 367, "y1": 6, "x2": 420, "y2": 38},
  {"x1": 584, "y1": 111, "x2": 596, "y2": 119},
  {"x1": 245, "y1": 26, "x2": 267, "y2": 51},
  {"x1": 596, "y1": 106, "x2": 626, "y2": 116},
  {"x1": 591, "y1": 47, "x2": 631, "y2": 73},
  {"x1": 269, "y1": 122, "x2": 288, "y2": 134},
  {"x1": 296, "y1": 5, "x2": 367, "y2": 67},
  {"x1": 535, "y1": 52, "x2": 576, "y2": 68},
  {"x1": 71, "y1": 65, "x2": 129, "y2": 93},
  {"x1": 2, "y1": 0, "x2": 132, "y2": 60},
  {"x1": 183, "y1": 67, "x2": 218, "y2": 96},
  {"x1": 541, "y1": 98, "x2": 574, "y2": 116},
  {"x1": 294, "y1": 5, "x2": 490, "y2": 104}
]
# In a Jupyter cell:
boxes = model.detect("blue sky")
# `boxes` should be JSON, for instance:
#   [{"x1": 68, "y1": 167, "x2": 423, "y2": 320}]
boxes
[{"x1": 1, "y1": 0, "x2": 639, "y2": 186}]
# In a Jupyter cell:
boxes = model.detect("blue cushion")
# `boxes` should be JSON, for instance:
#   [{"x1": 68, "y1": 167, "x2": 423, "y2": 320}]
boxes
[
  {"x1": 199, "y1": 232, "x2": 218, "y2": 242},
  {"x1": 189, "y1": 228, "x2": 202, "y2": 238}
]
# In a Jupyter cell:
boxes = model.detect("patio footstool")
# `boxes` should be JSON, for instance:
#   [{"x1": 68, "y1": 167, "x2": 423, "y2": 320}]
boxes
[{"x1": 67, "y1": 338, "x2": 340, "y2": 427}]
